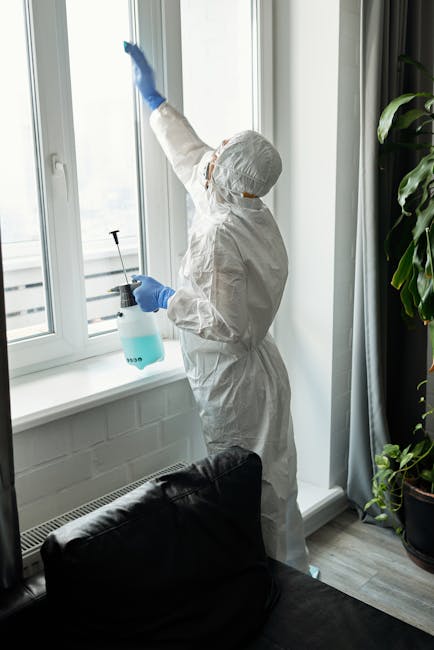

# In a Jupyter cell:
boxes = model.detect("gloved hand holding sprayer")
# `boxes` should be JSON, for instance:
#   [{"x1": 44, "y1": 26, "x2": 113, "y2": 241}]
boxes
[{"x1": 123, "y1": 41, "x2": 312, "y2": 575}]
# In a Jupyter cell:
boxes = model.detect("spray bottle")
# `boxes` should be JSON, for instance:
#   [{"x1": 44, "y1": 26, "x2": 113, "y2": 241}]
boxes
[{"x1": 109, "y1": 231, "x2": 164, "y2": 370}]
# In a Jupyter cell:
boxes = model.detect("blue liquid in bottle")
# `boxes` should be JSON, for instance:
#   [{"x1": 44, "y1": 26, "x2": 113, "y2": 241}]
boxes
[{"x1": 121, "y1": 334, "x2": 165, "y2": 369}]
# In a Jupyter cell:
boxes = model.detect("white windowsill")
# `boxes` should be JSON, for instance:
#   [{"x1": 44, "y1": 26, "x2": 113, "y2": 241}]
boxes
[{"x1": 10, "y1": 340, "x2": 186, "y2": 434}]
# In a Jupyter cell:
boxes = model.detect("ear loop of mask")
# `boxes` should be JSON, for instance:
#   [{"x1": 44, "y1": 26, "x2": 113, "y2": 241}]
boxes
[
  {"x1": 204, "y1": 141, "x2": 229, "y2": 190},
  {"x1": 205, "y1": 162, "x2": 211, "y2": 190}
]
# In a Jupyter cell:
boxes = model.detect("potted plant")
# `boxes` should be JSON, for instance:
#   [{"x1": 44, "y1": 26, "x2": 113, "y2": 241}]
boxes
[
  {"x1": 365, "y1": 56, "x2": 434, "y2": 572},
  {"x1": 365, "y1": 382, "x2": 434, "y2": 572},
  {"x1": 377, "y1": 55, "x2": 434, "y2": 368}
]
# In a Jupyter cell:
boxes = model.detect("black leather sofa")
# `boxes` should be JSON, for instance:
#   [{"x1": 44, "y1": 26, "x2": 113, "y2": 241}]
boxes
[{"x1": 1, "y1": 447, "x2": 433, "y2": 649}]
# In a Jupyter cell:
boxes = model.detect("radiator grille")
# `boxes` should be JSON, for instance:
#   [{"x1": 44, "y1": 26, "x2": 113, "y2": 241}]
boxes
[{"x1": 20, "y1": 461, "x2": 187, "y2": 577}]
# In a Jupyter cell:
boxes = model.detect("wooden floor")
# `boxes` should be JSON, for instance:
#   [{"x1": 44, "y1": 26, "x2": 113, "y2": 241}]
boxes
[{"x1": 306, "y1": 508, "x2": 434, "y2": 636}]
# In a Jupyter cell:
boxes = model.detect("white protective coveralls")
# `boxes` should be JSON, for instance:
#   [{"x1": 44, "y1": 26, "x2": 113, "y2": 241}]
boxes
[{"x1": 150, "y1": 102, "x2": 308, "y2": 572}]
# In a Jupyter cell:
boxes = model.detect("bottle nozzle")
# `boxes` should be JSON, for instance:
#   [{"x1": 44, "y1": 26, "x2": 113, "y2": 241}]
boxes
[{"x1": 109, "y1": 230, "x2": 128, "y2": 284}]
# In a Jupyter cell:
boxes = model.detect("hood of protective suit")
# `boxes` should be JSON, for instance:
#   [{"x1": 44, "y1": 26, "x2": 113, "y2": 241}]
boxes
[{"x1": 212, "y1": 130, "x2": 282, "y2": 198}]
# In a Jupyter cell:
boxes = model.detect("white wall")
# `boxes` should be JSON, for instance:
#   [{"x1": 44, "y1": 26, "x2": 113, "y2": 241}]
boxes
[
  {"x1": 273, "y1": 0, "x2": 360, "y2": 488},
  {"x1": 13, "y1": 379, "x2": 206, "y2": 530}
]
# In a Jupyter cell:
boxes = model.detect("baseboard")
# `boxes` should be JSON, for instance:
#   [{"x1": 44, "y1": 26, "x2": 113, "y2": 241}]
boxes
[{"x1": 298, "y1": 481, "x2": 348, "y2": 537}]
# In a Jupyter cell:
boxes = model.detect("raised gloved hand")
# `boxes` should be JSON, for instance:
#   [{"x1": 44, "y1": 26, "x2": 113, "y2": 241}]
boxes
[
  {"x1": 123, "y1": 41, "x2": 165, "y2": 111},
  {"x1": 132, "y1": 275, "x2": 175, "y2": 312}
]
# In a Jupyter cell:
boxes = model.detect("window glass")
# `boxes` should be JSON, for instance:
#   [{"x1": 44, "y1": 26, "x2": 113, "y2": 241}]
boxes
[
  {"x1": 66, "y1": 0, "x2": 140, "y2": 337},
  {"x1": 0, "y1": 0, "x2": 51, "y2": 342},
  {"x1": 180, "y1": 0, "x2": 253, "y2": 227}
]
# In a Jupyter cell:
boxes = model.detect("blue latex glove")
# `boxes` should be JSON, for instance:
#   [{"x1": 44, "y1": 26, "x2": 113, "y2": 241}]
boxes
[
  {"x1": 132, "y1": 275, "x2": 175, "y2": 312},
  {"x1": 123, "y1": 41, "x2": 165, "y2": 111}
]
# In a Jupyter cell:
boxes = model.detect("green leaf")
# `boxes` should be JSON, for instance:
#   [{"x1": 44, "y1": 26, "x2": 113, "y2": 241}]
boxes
[
  {"x1": 375, "y1": 513, "x2": 388, "y2": 522},
  {"x1": 391, "y1": 242, "x2": 415, "y2": 289},
  {"x1": 412, "y1": 440, "x2": 427, "y2": 456},
  {"x1": 421, "y1": 468, "x2": 434, "y2": 483},
  {"x1": 382, "y1": 444, "x2": 401, "y2": 458},
  {"x1": 400, "y1": 278, "x2": 415, "y2": 317},
  {"x1": 364, "y1": 498, "x2": 379, "y2": 510},
  {"x1": 399, "y1": 452, "x2": 414, "y2": 468},
  {"x1": 408, "y1": 265, "x2": 421, "y2": 306},
  {"x1": 376, "y1": 455, "x2": 391, "y2": 470},
  {"x1": 398, "y1": 54, "x2": 434, "y2": 81},
  {"x1": 378, "y1": 93, "x2": 434, "y2": 143},
  {"x1": 417, "y1": 272, "x2": 434, "y2": 321},
  {"x1": 416, "y1": 118, "x2": 434, "y2": 133},
  {"x1": 394, "y1": 108, "x2": 430, "y2": 130},
  {"x1": 412, "y1": 200, "x2": 434, "y2": 242},
  {"x1": 429, "y1": 322, "x2": 434, "y2": 371},
  {"x1": 398, "y1": 152, "x2": 434, "y2": 214}
]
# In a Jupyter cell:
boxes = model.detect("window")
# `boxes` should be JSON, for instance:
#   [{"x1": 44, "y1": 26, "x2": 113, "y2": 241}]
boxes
[
  {"x1": 1, "y1": 0, "x2": 270, "y2": 377},
  {"x1": 0, "y1": 0, "x2": 52, "y2": 343},
  {"x1": 66, "y1": 0, "x2": 141, "y2": 338},
  {"x1": 180, "y1": 0, "x2": 254, "y2": 229},
  {"x1": 1, "y1": 0, "x2": 160, "y2": 377}
]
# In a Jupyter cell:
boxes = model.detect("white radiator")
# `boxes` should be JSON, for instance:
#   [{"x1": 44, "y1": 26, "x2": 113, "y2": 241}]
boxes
[{"x1": 20, "y1": 461, "x2": 188, "y2": 579}]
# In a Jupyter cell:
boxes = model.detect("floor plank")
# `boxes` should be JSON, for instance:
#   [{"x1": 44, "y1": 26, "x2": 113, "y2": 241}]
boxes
[{"x1": 306, "y1": 508, "x2": 434, "y2": 636}]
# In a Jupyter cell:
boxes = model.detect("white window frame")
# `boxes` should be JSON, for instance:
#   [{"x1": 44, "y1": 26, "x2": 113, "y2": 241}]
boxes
[
  {"x1": 252, "y1": 0, "x2": 274, "y2": 213},
  {"x1": 7, "y1": 0, "x2": 180, "y2": 378},
  {"x1": 6, "y1": 0, "x2": 272, "y2": 379}
]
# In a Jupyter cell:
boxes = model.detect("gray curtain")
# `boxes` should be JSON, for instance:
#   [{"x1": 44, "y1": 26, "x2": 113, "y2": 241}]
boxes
[
  {"x1": 348, "y1": 0, "x2": 434, "y2": 520},
  {"x1": 0, "y1": 233, "x2": 22, "y2": 590}
]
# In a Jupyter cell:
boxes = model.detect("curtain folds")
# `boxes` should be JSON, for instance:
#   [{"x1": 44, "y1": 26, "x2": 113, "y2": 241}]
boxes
[
  {"x1": 347, "y1": 0, "x2": 434, "y2": 521},
  {"x1": 0, "y1": 235, "x2": 22, "y2": 590}
]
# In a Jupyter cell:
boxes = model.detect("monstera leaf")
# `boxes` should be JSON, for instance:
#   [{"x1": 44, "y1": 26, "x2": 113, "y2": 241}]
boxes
[{"x1": 380, "y1": 58, "x2": 434, "y2": 369}]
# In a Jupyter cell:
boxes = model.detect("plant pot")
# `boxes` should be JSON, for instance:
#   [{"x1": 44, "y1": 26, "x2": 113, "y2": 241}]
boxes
[{"x1": 402, "y1": 481, "x2": 434, "y2": 573}]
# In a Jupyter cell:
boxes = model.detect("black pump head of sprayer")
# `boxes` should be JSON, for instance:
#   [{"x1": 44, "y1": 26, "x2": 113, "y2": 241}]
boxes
[{"x1": 109, "y1": 230, "x2": 120, "y2": 245}]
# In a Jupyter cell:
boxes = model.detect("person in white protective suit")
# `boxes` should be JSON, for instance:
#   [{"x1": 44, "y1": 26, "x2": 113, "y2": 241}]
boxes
[{"x1": 124, "y1": 42, "x2": 309, "y2": 573}]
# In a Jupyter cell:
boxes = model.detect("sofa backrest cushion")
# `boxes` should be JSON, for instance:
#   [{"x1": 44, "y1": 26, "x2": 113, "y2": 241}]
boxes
[{"x1": 41, "y1": 445, "x2": 279, "y2": 649}]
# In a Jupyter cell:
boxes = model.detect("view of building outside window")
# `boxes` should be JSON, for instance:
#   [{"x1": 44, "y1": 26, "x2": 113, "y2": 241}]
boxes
[
  {"x1": 180, "y1": 0, "x2": 253, "y2": 231},
  {"x1": 0, "y1": 0, "x2": 51, "y2": 342}
]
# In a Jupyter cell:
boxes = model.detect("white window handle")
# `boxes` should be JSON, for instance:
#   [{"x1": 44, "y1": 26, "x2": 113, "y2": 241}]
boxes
[{"x1": 51, "y1": 154, "x2": 69, "y2": 201}]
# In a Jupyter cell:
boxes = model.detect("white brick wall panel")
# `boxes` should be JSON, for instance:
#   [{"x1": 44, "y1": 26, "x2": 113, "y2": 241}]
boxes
[
  {"x1": 106, "y1": 397, "x2": 138, "y2": 438},
  {"x1": 92, "y1": 423, "x2": 160, "y2": 473},
  {"x1": 13, "y1": 433, "x2": 35, "y2": 474},
  {"x1": 13, "y1": 419, "x2": 71, "y2": 472},
  {"x1": 18, "y1": 465, "x2": 129, "y2": 531},
  {"x1": 128, "y1": 440, "x2": 189, "y2": 482},
  {"x1": 15, "y1": 384, "x2": 205, "y2": 526},
  {"x1": 165, "y1": 379, "x2": 195, "y2": 415},
  {"x1": 137, "y1": 388, "x2": 166, "y2": 424},
  {"x1": 160, "y1": 409, "x2": 202, "y2": 447},
  {"x1": 71, "y1": 407, "x2": 107, "y2": 451},
  {"x1": 16, "y1": 451, "x2": 93, "y2": 505}
]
